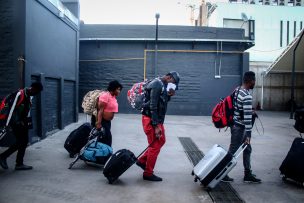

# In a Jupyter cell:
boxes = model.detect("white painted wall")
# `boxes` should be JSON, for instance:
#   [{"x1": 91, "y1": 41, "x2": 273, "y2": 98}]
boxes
[{"x1": 208, "y1": 3, "x2": 304, "y2": 62}]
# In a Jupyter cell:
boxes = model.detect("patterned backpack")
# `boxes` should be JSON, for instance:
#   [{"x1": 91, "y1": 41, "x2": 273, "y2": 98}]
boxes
[
  {"x1": 127, "y1": 80, "x2": 150, "y2": 110},
  {"x1": 82, "y1": 90, "x2": 104, "y2": 116}
]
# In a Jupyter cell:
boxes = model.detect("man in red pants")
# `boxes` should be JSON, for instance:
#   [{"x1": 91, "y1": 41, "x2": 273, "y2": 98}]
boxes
[{"x1": 136, "y1": 71, "x2": 180, "y2": 181}]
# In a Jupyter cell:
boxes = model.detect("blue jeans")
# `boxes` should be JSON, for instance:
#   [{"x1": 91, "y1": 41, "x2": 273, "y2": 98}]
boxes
[{"x1": 229, "y1": 124, "x2": 252, "y2": 173}]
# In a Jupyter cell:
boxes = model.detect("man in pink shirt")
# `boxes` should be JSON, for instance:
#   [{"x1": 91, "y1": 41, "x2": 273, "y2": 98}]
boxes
[{"x1": 91, "y1": 80, "x2": 123, "y2": 146}]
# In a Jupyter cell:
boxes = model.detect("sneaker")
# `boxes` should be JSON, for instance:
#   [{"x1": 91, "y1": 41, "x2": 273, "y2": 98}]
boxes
[
  {"x1": 244, "y1": 173, "x2": 262, "y2": 183},
  {"x1": 221, "y1": 175, "x2": 234, "y2": 183},
  {"x1": 136, "y1": 161, "x2": 146, "y2": 170},
  {"x1": 143, "y1": 174, "x2": 163, "y2": 182},
  {"x1": 0, "y1": 157, "x2": 8, "y2": 169},
  {"x1": 15, "y1": 164, "x2": 33, "y2": 170}
]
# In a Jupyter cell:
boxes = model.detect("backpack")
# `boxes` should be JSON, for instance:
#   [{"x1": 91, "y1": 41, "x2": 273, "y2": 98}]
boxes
[
  {"x1": 212, "y1": 87, "x2": 240, "y2": 129},
  {"x1": 127, "y1": 80, "x2": 150, "y2": 110},
  {"x1": 0, "y1": 89, "x2": 25, "y2": 122},
  {"x1": 82, "y1": 90, "x2": 104, "y2": 116}
]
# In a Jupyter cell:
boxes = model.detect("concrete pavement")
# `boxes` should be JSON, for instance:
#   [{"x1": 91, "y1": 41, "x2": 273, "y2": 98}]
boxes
[{"x1": 0, "y1": 112, "x2": 303, "y2": 203}]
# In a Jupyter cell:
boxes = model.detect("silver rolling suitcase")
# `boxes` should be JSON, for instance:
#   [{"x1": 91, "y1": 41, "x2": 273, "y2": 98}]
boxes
[{"x1": 192, "y1": 143, "x2": 247, "y2": 189}]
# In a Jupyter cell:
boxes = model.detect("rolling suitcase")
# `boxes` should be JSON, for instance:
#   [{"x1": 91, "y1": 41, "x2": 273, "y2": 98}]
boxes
[
  {"x1": 294, "y1": 108, "x2": 304, "y2": 133},
  {"x1": 103, "y1": 141, "x2": 155, "y2": 184},
  {"x1": 192, "y1": 143, "x2": 247, "y2": 189},
  {"x1": 279, "y1": 137, "x2": 304, "y2": 186},
  {"x1": 64, "y1": 123, "x2": 92, "y2": 157}
]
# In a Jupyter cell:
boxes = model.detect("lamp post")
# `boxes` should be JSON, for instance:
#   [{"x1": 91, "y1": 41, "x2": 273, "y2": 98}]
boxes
[{"x1": 154, "y1": 13, "x2": 160, "y2": 78}]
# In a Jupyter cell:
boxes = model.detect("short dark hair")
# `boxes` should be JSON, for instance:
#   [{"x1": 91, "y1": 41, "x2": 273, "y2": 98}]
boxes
[
  {"x1": 31, "y1": 82, "x2": 43, "y2": 92},
  {"x1": 243, "y1": 71, "x2": 256, "y2": 84},
  {"x1": 107, "y1": 80, "x2": 123, "y2": 92}
]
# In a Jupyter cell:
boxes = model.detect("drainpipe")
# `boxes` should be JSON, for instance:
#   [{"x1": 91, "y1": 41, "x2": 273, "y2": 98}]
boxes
[
  {"x1": 154, "y1": 13, "x2": 160, "y2": 78},
  {"x1": 261, "y1": 70, "x2": 266, "y2": 110}
]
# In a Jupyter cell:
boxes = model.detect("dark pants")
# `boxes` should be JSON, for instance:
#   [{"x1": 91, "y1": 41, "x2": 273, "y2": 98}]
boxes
[
  {"x1": 229, "y1": 124, "x2": 252, "y2": 173},
  {"x1": 0, "y1": 124, "x2": 29, "y2": 165},
  {"x1": 91, "y1": 116, "x2": 112, "y2": 147}
]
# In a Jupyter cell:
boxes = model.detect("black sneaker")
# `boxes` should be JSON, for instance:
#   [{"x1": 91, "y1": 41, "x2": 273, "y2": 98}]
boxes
[
  {"x1": 244, "y1": 173, "x2": 262, "y2": 183},
  {"x1": 15, "y1": 164, "x2": 33, "y2": 170},
  {"x1": 221, "y1": 175, "x2": 234, "y2": 183},
  {"x1": 143, "y1": 174, "x2": 163, "y2": 182},
  {"x1": 136, "y1": 161, "x2": 146, "y2": 170},
  {"x1": 0, "y1": 157, "x2": 8, "y2": 169}
]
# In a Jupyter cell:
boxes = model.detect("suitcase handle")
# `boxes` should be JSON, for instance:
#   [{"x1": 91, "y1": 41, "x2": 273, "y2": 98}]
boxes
[
  {"x1": 233, "y1": 143, "x2": 247, "y2": 159},
  {"x1": 136, "y1": 139, "x2": 157, "y2": 159}
]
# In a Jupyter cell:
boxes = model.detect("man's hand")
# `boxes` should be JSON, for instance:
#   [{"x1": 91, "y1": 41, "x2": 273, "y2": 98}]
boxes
[
  {"x1": 154, "y1": 125, "x2": 162, "y2": 139},
  {"x1": 244, "y1": 137, "x2": 251, "y2": 145}
]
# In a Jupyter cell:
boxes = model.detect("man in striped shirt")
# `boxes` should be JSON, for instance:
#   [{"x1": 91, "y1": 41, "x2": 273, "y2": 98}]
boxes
[{"x1": 222, "y1": 71, "x2": 262, "y2": 183}]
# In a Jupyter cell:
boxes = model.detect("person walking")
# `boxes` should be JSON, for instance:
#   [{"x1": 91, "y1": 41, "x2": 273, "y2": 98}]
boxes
[
  {"x1": 136, "y1": 71, "x2": 180, "y2": 182},
  {"x1": 222, "y1": 71, "x2": 262, "y2": 183},
  {"x1": 0, "y1": 82, "x2": 43, "y2": 170},
  {"x1": 91, "y1": 80, "x2": 123, "y2": 147}
]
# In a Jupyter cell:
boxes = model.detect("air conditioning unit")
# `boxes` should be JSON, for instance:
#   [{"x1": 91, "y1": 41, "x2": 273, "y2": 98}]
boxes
[
  {"x1": 278, "y1": 0, "x2": 288, "y2": 6},
  {"x1": 262, "y1": 0, "x2": 271, "y2": 5},
  {"x1": 294, "y1": 0, "x2": 304, "y2": 6}
]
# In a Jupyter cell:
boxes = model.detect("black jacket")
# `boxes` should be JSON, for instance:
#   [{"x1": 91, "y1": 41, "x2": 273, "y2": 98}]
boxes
[{"x1": 142, "y1": 78, "x2": 170, "y2": 126}]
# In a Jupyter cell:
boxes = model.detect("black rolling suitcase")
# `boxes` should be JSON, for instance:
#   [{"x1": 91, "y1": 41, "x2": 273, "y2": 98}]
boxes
[
  {"x1": 294, "y1": 108, "x2": 304, "y2": 133},
  {"x1": 64, "y1": 123, "x2": 92, "y2": 157},
  {"x1": 279, "y1": 137, "x2": 304, "y2": 186},
  {"x1": 103, "y1": 141, "x2": 154, "y2": 184}
]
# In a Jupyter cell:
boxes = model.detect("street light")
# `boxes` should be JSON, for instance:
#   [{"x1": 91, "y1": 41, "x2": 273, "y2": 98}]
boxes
[{"x1": 155, "y1": 13, "x2": 160, "y2": 78}]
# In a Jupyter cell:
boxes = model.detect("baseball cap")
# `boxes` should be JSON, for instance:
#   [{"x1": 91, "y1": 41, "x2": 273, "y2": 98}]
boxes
[{"x1": 168, "y1": 71, "x2": 180, "y2": 89}]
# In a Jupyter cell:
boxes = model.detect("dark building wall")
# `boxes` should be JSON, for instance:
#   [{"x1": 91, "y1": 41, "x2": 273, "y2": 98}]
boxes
[
  {"x1": 0, "y1": 0, "x2": 79, "y2": 145},
  {"x1": 24, "y1": 0, "x2": 79, "y2": 139},
  {"x1": 0, "y1": 0, "x2": 25, "y2": 99},
  {"x1": 79, "y1": 25, "x2": 251, "y2": 115}
]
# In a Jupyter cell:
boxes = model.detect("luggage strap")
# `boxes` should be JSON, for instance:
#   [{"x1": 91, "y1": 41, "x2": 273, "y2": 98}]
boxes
[{"x1": 234, "y1": 143, "x2": 248, "y2": 159}]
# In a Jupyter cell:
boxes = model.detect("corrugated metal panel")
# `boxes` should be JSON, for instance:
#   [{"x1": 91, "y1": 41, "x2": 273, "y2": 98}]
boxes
[
  {"x1": 63, "y1": 80, "x2": 76, "y2": 126},
  {"x1": 28, "y1": 76, "x2": 41, "y2": 143},
  {"x1": 44, "y1": 78, "x2": 60, "y2": 133}
]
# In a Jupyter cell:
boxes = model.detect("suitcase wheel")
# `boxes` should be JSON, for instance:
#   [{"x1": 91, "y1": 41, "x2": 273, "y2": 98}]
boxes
[
  {"x1": 191, "y1": 170, "x2": 194, "y2": 176},
  {"x1": 107, "y1": 177, "x2": 116, "y2": 184},
  {"x1": 206, "y1": 187, "x2": 212, "y2": 192},
  {"x1": 194, "y1": 177, "x2": 198, "y2": 182}
]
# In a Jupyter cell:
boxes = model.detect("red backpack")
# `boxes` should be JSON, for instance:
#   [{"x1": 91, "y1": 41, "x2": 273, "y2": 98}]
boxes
[
  {"x1": 212, "y1": 87, "x2": 240, "y2": 129},
  {"x1": 0, "y1": 89, "x2": 25, "y2": 121}
]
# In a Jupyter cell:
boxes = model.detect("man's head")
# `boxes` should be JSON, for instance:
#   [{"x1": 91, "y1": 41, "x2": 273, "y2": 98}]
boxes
[
  {"x1": 107, "y1": 80, "x2": 123, "y2": 96},
  {"x1": 165, "y1": 71, "x2": 180, "y2": 90},
  {"x1": 243, "y1": 71, "x2": 256, "y2": 90},
  {"x1": 28, "y1": 82, "x2": 43, "y2": 96}
]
